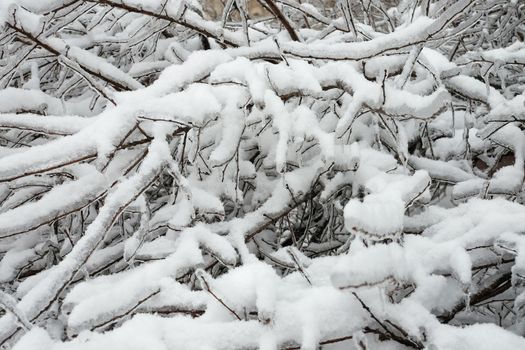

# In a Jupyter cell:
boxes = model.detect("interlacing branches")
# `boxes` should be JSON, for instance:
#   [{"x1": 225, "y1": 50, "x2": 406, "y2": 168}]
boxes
[{"x1": 0, "y1": 0, "x2": 524, "y2": 349}]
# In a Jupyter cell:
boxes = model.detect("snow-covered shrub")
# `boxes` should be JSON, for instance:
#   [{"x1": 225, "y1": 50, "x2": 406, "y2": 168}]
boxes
[{"x1": 0, "y1": 0, "x2": 525, "y2": 349}]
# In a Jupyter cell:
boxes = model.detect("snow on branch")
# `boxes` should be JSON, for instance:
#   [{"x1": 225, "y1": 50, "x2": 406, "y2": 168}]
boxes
[{"x1": 0, "y1": 1, "x2": 525, "y2": 349}]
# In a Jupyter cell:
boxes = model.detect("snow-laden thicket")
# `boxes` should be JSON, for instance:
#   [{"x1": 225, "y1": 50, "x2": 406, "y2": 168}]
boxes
[{"x1": 0, "y1": 0, "x2": 524, "y2": 349}]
